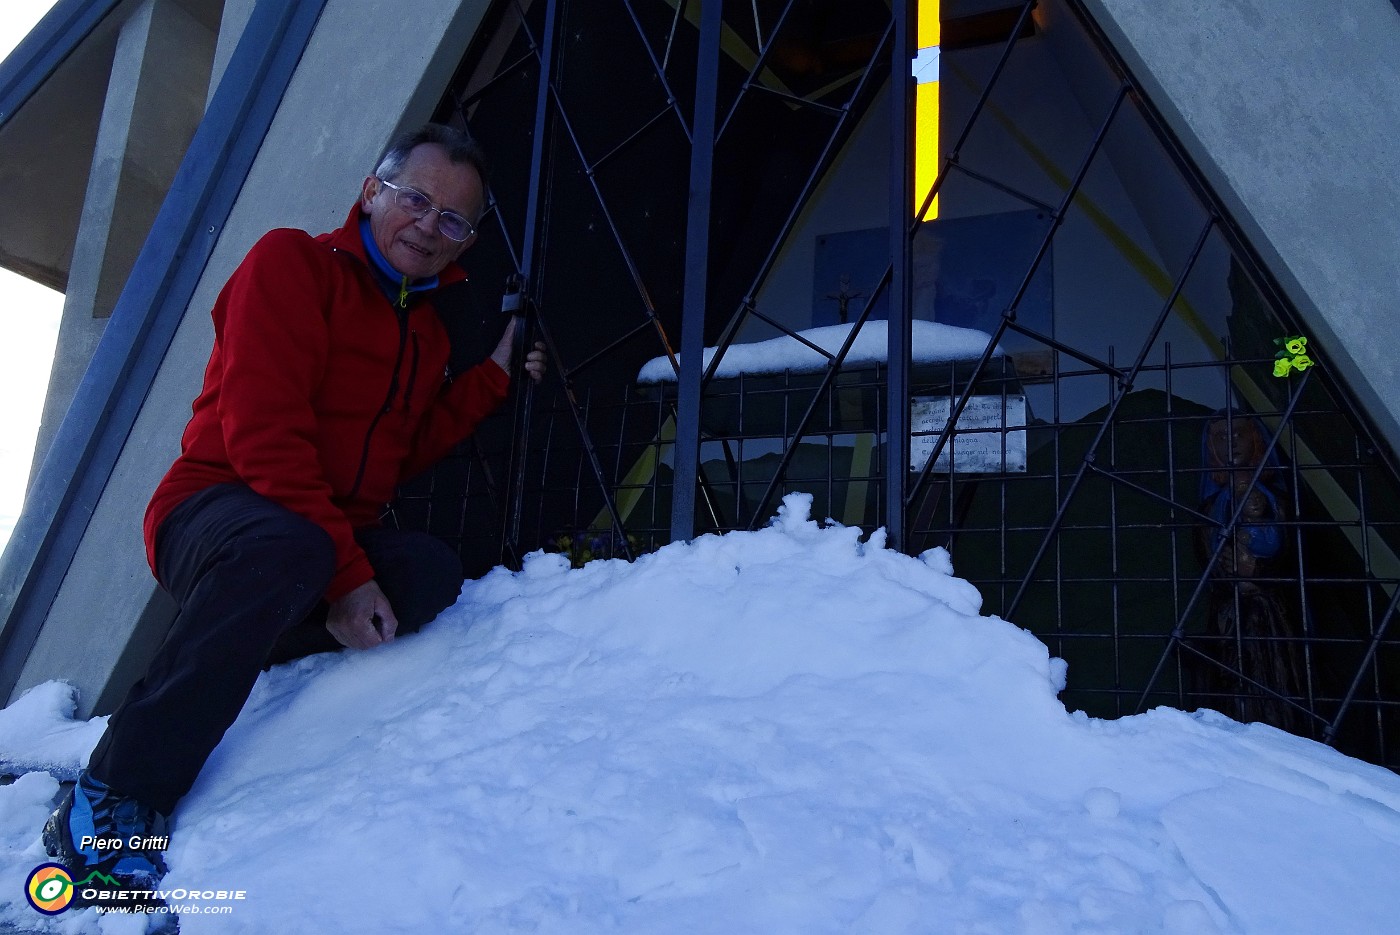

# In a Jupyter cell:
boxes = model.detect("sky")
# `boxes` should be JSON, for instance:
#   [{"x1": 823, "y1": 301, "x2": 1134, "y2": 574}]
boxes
[
  {"x1": 0, "y1": 0, "x2": 69, "y2": 553},
  {"x1": 1, "y1": 493, "x2": 1399, "y2": 933}
]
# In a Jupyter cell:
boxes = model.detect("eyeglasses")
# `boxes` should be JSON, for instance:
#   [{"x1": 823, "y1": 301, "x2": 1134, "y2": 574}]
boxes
[{"x1": 376, "y1": 179, "x2": 476, "y2": 242}]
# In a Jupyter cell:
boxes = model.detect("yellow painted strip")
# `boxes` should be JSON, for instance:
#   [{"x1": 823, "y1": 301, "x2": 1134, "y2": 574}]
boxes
[
  {"x1": 914, "y1": 80, "x2": 940, "y2": 218},
  {"x1": 918, "y1": 0, "x2": 941, "y2": 49}
]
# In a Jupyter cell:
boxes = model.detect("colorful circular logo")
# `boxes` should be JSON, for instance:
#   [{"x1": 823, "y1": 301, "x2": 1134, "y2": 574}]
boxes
[{"x1": 25, "y1": 863, "x2": 74, "y2": 915}]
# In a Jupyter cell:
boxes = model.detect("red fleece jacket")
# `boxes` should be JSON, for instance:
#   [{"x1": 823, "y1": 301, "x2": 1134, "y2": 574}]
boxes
[{"x1": 144, "y1": 204, "x2": 510, "y2": 601}]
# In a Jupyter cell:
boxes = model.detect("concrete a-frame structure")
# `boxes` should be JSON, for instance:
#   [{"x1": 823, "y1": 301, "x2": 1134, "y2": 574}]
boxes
[{"x1": 0, "y1": 0, "x2": 1397, "y2": 736}]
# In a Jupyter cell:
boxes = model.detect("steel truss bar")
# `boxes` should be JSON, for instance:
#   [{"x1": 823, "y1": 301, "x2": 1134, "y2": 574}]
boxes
[
  {"x1": 1081, "y1": 460, "x2": 1219, "y2": 527},
  {"x1": 744, "y1": 80, "x2": 848, "y2": 116},
  {"x1": 945, "y1": 159, "x2": 1059, "y2": 215},
  {"x1": 744, "y1": 267, "x2": 894, "y2": 529},
  {"x1": 478, "y1": 200, "x2": 523, "y2": 273},
  {"x1": 1134, "y1": 371, "x2": 1315, "y2": 712},
  {"x1": 1325, "y1": 579, "x2": 1400, "y2": 743},
  {"x1": 907, "y1": 83, "x2": 1134, "y2": 512},
  {"x1": 743, "y1": 306, "x2": 840, "y2": 359},
  {"x1": 1066, "y1": 0, "x2": 1400, "y2": 497},
  {"x1": 506, "y1": 0, "x2": 678, "y2": 374},
  {"x1": 661, "y1": 0, "x2": 687, "y2": 75},
  {"x1": 502, "y1": 0, "x2": 636, "y2": 562},
  {"x1": 454, "y1": 50, "x2": 536, "y2": 111},
  {"x1": 998, "y1": 210, "x2": 1212, "y2": 617},
  {"x1": 588, "y1": 103, "x2": 677, "y2": 174},
  {"x1": 617, "y1": 0, "x2": 693, "y2": 145},
  {"x1": 716, "y1": 0, "x2": 802, "y2": 142},
  {"x1": 1170, "y1": 638, "x2": 1327, "y2": 728},
  {"x1": 500, "y1": 0, "x2": 560, "y2": 566},
  {"x1": 999, "y1": 320, "x2": 1128, "y2": 382},
  {"x1": 567, "y1": 318, "x2": 656, "y2": 379},
  {"x1": 698, "y1": 21, "x2": 895, "y2": 386},
  {"x1": 543, "y1": 84, "x2": 677, "y2": 359}
]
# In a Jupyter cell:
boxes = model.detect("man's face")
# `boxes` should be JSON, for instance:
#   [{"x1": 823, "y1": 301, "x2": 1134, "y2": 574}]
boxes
[{"x1": 360, "y1": 142, "x2": 484, "y2": 280}]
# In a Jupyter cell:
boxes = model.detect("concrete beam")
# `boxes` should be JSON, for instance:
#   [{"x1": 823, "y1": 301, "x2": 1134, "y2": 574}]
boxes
[{"x1": 31, "y1": 0, "x2": 217, "y2": 482}]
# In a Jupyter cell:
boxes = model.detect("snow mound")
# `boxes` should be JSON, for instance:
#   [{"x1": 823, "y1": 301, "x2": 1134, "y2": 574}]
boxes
[
  {"x1": 0, "y1": 680, "x2": 107, "y2": 780},
  {"x1": 636, "y1": 320, "x2": 1000, "y2": 382},
  {"x1": 3, "y1": 493, "x2": 1400, "y2": 933}
]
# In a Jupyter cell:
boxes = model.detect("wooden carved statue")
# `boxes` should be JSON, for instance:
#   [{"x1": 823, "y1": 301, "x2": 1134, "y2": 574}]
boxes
[{"x1": 1195, "y1": 411, "x2": 1307, "y2": 733}]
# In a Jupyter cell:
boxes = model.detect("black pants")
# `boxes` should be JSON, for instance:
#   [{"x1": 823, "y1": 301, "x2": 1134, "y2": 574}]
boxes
[{"x1": 86, "y1": 484, "x2": 463, "y2": 814}]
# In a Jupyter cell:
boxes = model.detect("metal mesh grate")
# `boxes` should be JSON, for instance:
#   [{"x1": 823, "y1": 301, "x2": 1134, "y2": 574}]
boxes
[{"x1": 391, "y1": 0, "x2": 1400, "y2": 772}]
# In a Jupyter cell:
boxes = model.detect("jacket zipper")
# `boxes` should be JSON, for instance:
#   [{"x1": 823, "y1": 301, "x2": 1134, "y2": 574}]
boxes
[
  {"x1": 402, "y1": 330, "x2": 420, "y2": 422},
  {"x1": 347, "y1": 301, "x2": 411, "y2": 500}
]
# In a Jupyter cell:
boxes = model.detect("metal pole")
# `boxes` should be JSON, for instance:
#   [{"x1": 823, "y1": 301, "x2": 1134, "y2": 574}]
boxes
[
  {"x1": 671, "y1": 0, "x2": 724, "y2": 543},
  {"x1": 886, "y1": 0, "x2": 914, "y2": 551},
  {"x1": 501, "y1": 0, "x2": 560, "y2": 566}
]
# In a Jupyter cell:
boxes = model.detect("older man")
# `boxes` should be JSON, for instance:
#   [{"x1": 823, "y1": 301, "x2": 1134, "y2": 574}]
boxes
[{"x1": 43, "y1": 123, "x2": 542, "y2": 888}]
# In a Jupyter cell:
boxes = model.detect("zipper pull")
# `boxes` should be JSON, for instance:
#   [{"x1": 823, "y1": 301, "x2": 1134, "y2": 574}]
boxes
[{"x1": 398, "y1": 275, "x2": 409, "y2": 309}]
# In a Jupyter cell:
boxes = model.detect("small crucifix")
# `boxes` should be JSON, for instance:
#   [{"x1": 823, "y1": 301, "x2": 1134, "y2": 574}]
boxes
[{"x1": 825, "y1": 273, "x2": 865, "y2": 325}]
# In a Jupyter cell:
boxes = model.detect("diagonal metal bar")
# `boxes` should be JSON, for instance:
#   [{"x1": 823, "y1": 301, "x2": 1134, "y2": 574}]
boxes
[
  {"x1": 1000, "y1": 320, "x2": 1128, "y2": 382},
  {"x1": 744, "y1": 268, "x2": 893, "y2": 529},
  {"x1": 999, "y1": 210, "x2": 1214, "y2": 618},
  {"x1": 716, "y1": 0, "x2": 802, "y2": 141},
  {"x1": 568, "y1": 319, "x2": 657, "y2": 378},
  {"x1": 545, "y1": 82, "x2": 679, "y2": 368},
  {"x1": 589, "y1": 104, "x2": 679, "y2": 174},
  {"x1": 618, "y1": 0, "x2": 694, "y2": 145},
  {"x1": 661, "y1": 0, "x2": 688, "y2": 76},
  {"x1": 1082, "y1": 460, "x2": 1219, "y2": 527},
  {"x1": 943, "y1": 160, "x2": 1059, "y2": 215},
  {"x1": 1173, "y1": 638, "x2": 1327, "y2": 727},
  {"x1": 455, "y1": 50, "x2": 536, "y2": 111},
  {"x1": 1324, "y1": 581, "x2": 1400, "y2": 744},
  {"x1": 907, "y1": 83, "x2": 1134, "y2": 514},
  {"x1": 744, "y1": 81, "x2": 849, "y2": 116},
  {"x1": 698, "y1": 20, "x2": 895, "y2": 387},
  {"x1": 500, "y1": 0, "x2": 636, "y2": 562}
]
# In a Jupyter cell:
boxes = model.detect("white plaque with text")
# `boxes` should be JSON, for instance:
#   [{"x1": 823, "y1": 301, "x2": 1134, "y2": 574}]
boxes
[{"x1": 910, "y1": 395, "x2": 1026, "y2": 473}]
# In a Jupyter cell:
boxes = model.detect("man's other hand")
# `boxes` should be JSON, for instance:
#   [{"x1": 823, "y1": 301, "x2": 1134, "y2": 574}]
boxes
[
  {"x1": 326, "y1": 579, "x2": 400, "y2": 650},
  {"x1": 490, "y1": 316, "x2": 548, "y2": 383}
]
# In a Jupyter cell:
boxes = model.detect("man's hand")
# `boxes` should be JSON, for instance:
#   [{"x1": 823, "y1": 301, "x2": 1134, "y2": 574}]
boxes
[
  {"x1": 326, "y1": 579, "x2": 399, "y2": 650},
  {"x1": 490, "y1": 316, "x2": 548, "y2": 383}
]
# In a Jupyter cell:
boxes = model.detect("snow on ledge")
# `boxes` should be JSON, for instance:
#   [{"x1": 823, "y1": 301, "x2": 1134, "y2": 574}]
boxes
[{"x1": 636, "y1": 319, "x2": 1001, "y2": 383}]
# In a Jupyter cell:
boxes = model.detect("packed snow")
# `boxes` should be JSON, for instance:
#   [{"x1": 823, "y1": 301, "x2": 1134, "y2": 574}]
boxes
[
  {"x1": 2, "y1": 493, "x2": 1400, "y2": 933},
  {"x1": 636, "y1": 320, "x2": 1000, "y2": 383}
]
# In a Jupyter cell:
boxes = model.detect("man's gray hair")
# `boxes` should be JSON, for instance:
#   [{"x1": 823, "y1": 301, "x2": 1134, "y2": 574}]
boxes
[{"x1": 374, "y1": 123, "x2": 489, "y2": 193}]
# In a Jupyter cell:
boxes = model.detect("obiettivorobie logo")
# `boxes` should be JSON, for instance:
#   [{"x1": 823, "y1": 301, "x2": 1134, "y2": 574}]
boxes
[
  {"x1": 23, "y1": 862, "x2": 247, "y2": 916},
  {"x1": 23, "y1": 863, "x2": 102, "y2": 915}
]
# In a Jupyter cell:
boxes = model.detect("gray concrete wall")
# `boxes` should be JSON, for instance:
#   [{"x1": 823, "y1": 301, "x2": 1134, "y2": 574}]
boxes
[
  {"x1": 12, "y1": 0, "x2": 493, "y2": 715},
  {"x1": 1081, "y1": 0, "x2": 1400, "y2": 449}
]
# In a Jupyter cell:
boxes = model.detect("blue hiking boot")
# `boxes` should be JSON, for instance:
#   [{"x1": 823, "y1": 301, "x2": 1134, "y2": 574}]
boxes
[{"x1": 42, "y1": 771, "x2": 169, "y2": 890}]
